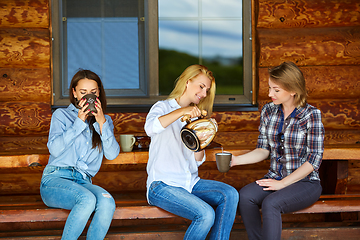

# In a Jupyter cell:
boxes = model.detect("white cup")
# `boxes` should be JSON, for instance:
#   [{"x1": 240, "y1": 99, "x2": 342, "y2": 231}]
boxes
[{"x1": 120, "y1": 134, "x2": 136, "y2": 152}]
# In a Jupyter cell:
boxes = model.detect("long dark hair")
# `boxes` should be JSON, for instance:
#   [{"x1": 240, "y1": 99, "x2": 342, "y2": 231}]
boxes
[{"x1": 70, "y1": 69, "x2": 107, "y2": 151}]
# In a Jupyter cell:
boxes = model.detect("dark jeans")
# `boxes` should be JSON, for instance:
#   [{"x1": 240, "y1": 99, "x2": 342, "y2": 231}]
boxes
[{"x1": 239, "y1": 178, "x2": 322, "y2": 240}]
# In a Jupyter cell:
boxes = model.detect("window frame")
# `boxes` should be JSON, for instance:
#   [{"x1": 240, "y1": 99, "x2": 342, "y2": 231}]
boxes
[{"x1": 51, "y1": 0, "x2": 256, "y2": 112}]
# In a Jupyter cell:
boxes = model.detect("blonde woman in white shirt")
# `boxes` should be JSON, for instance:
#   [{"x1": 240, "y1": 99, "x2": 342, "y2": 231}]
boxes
[{"x1": 145, "y1": 65, "x2": 239, "y2": 240}]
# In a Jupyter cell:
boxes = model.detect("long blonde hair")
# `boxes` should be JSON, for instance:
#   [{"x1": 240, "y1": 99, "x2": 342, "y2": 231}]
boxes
[
  {"x1": 268, "y1": 62, "x2": 307, "y2": 108},
  {"x1": 168, "y1": 65, "x2": 216, "y2": 116}
]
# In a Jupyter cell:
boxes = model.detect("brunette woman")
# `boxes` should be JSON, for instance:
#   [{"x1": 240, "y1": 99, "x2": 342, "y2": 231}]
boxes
[{"x1": 40, "y1": 69, "x2": 120, "y2": 240}]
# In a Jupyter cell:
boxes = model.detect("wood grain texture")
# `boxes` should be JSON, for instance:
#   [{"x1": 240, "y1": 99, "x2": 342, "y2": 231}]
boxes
[
  {"x1": 109, "y1": 112, "x2": 148, "y2": 134},
  {"x1": 0, "y1": 68, "x2": 51, "y2": 102},
  {"x1": 0, "y1": 135, "x2": 49, "y2": 155},
  {"x1": 0, "y1": 102, "x2": 51, "y2": 136},
  {"x1": 1, "y1": 119, "x2": 360, "y2": 157},
  {"x1": 257, "y1": 0, "x2": 360, "y2": 29},
  {"x1": 0, "y1": 29, "x2": 50, "y2": 68},
  {"x1": 215, "y1": 130, "x2": 360, "y2": 147},
  {"x1": 258, "y1": 27, "x2": 360, "y2": 68},
  {"x1": 258, "y1": 99, "x2": 360, "y2": 130},
  {"x1": 258, "y1": 65, "x2": 360, "y2": 100},
  {"x1": 0, "y1": 0, "x2": 49, "y2": 28}
]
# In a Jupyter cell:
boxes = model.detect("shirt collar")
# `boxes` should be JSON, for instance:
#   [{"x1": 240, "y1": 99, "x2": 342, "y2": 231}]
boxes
[
  {"x1": 169, "y1": 98, "x2": 181, "y2": 109},
  {"x1": 68, "y1": 103, "x2": 79, "y2": 112},
  {"x1": 276, "y1": 104, "x2": 303, "y2": 119}
]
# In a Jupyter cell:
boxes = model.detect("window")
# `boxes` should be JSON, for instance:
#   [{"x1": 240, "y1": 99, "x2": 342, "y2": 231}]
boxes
[{"x1": 52, "y1": 0, "x2": 253, "y2": 110}]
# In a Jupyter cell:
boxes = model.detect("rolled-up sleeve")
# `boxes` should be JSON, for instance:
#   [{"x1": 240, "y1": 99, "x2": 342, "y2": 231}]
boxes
[{"x1": 145, "y1": 102, "x2": 166, "y2": 136}]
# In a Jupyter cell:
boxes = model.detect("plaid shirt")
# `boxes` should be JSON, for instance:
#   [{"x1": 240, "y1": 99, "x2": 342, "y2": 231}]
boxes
[{"x1": 256, "y1": 102, "x2": 324, "y2": 181}]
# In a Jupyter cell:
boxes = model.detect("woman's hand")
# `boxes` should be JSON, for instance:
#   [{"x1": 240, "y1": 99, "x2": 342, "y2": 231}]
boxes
[
  {"x1": 182, "y1": 106, "x2": 202, "y2": 119},
  {"x1": 92, "y1": 98, "x2": 106, "y2": 132},
  {"x1": 78, "y1": 98, "x2": 90, "y2": 122},
  {"x1": 256, "y1": 178, "x2": 286, "y2": 191},
  {"x1": 159, "y1": 106, "x2": 202, "y2": 129}
]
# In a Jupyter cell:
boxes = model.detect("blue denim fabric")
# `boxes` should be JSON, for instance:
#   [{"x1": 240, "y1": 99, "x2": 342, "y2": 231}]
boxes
[
  {"x1": 239, "y1": 178, "x2": 322, "y2": 240},
  {"x1": 148, "y1": 179, "x2": 239, "y2": 240},
  {"x1": 40, "y1": 166, "x2": 115, "y2": 240}
]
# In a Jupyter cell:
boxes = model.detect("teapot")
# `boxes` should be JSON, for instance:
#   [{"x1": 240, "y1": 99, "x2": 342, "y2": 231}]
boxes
[{"x1": 180, "y1": 110, "x2": 218, "y2": 152}]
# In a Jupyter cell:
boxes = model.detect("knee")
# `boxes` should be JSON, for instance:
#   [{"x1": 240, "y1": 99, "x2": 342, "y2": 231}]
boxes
[
  {"x1": 78, "y1": 192, "x2": 97, "y2": 211},
  {"x1": 261, "y1": 197, "x2": 281, "y2": 213},
  {"x1": 96, "y1": 192, "x2": 116, "y2": 213},
  {"x1": 225, "y1": 186, "x2": 239, "y2": 208},
  {"x1": 196, "y1": 205, "x2": 215, "y2": 228},
  {"x1": 239, "y1": 186, "x2": 253, "y2": 204}
]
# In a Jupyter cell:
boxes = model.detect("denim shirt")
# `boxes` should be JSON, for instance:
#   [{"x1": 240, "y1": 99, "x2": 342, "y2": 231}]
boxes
[
  {"x1": 46, "y1": 104, "x2": 120, "y2": 179},
  {"x1": 145, "y1": 99, "x2": 205, "y2": 200},
  {"x1": 257, "y1": 102, "x2": 324, "y2": 181}
]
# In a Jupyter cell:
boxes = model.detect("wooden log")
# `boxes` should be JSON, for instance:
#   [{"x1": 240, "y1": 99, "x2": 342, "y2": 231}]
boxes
[
  {"x1": 0, "y1": 68, "x2": 51, "y2": 102},
  {"x1": 0, "y1": 0, "x2": 49, "y2": 28},
  {"x1": 258, "y1": 65, "x2": 360, "y2": 100},
  {"x1": 0, "y1": 102, "x2": 51, "y2": 136},
  {"x1": 0, "y1": 154, "x2": 49, "y2": 168},
  {"x1": 282, "y1": 227, "x2": 360, "y2": 240},
  {"x1": 347, "y1": 167, "x2": 360, "y2": 194},
  {"x1": 257, "y1": 0, "x2": 360, "y2": 29},
  {"x1": 258, "y1": 99, "x2": 360, "y2": 130},
  {"x1": 0, "y1": 128, "x2": 359, "y2": 158},
  {"x1": 0, "y1": 135, "x2": 49, "y2": 155},
  {"x1": 109, "y1": 112, "x2": 148, "y2": 134},
  {"x1": 258, "y1": 26, "x2": 360, "y2": 67},
  {"x1": 215, "y1": 130, "x2": 360, "y2": 147},
  {"x1": 110, "y1": 110, "x2": 262, "y2": 134},
  {"x1": 0, "y1": 29, "x2": 50, "y2": 68}
]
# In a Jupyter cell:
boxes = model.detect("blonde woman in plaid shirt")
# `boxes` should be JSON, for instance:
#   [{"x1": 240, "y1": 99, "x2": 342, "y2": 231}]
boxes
[{"x1": 231, "y1": 62, "x2": 324, "y2": 240}]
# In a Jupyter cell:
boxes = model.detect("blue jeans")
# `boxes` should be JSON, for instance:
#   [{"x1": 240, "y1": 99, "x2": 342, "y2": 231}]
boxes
[
  {"x1": 148, "y1": 179, "x2": 239, "y2": 240},
  {"x1": 40, "y1": 166, "x2": 115, "y2": 240},
  {"x1": 239, "y1": 178, "x2": 322, "y2": 240}
]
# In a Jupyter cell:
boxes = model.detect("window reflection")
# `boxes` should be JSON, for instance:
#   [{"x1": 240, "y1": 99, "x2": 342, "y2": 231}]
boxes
[{"x1": 159, "y1": 0, "x2": 243, "y2": 95}]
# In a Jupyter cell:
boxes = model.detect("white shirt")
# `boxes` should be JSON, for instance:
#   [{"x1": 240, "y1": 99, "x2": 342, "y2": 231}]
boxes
[{"x1": 145, "y1": 99, "x2": 205, "y2": 200}]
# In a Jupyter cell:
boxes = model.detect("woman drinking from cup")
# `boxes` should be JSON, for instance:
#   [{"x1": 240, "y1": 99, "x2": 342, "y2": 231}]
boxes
[
  {"x1": 40, "y1": 69, "x2": 120, "y2": 240},
  {"x1": 145, "y1": 64, "x2": 238, "y2": 240}
]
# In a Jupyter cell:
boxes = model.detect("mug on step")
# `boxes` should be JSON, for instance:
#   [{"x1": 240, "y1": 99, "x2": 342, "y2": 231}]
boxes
[{"x1": 120, "y1": 135, "x2": 136, "y2": 152}]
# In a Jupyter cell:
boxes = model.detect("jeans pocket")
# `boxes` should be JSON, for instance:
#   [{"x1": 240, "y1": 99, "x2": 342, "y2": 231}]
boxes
[
  {"x1": 42, "y1": 165, "x2": 58, "y2": 177},
  {"x1": 149, "y1": 181, "x2": 163, "y2": 193}
]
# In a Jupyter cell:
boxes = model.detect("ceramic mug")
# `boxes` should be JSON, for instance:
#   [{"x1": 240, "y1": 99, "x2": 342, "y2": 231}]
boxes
[
  {"x1": 120, "y1": 134, "x2": 136, "y2": 152},
  {"x1": 215, "y1": 152, "x2": 232, "y2": 173}
]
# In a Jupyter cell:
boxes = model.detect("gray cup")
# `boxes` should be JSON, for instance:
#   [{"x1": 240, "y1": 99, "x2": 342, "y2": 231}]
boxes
[{"x1": 215, "y1": 152, "x2": 232, "y2": 173}]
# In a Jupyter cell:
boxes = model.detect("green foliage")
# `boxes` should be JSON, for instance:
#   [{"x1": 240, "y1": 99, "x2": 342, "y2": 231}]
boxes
[{"x1": 159, "y1": 49, "x2": 243, "y2": 95}]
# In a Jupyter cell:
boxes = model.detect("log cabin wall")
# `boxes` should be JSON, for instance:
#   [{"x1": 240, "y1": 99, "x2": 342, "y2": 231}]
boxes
[
  {"x1": 0, "y1": 0, "x2": 359, "y2": 193},
  {"x1": 255, "y1": 0, "x2": 360, "y2": 194}
]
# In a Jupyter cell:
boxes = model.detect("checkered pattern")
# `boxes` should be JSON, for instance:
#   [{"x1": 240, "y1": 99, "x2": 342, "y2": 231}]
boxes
[{"x1": 256, "y1": 102, "x2": 325, "y2": 181}]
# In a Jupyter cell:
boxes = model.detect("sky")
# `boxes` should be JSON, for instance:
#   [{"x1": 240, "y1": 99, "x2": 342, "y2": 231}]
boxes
[{"x1": 159, "y1": 0, "x2": 243, "y2": 58}]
